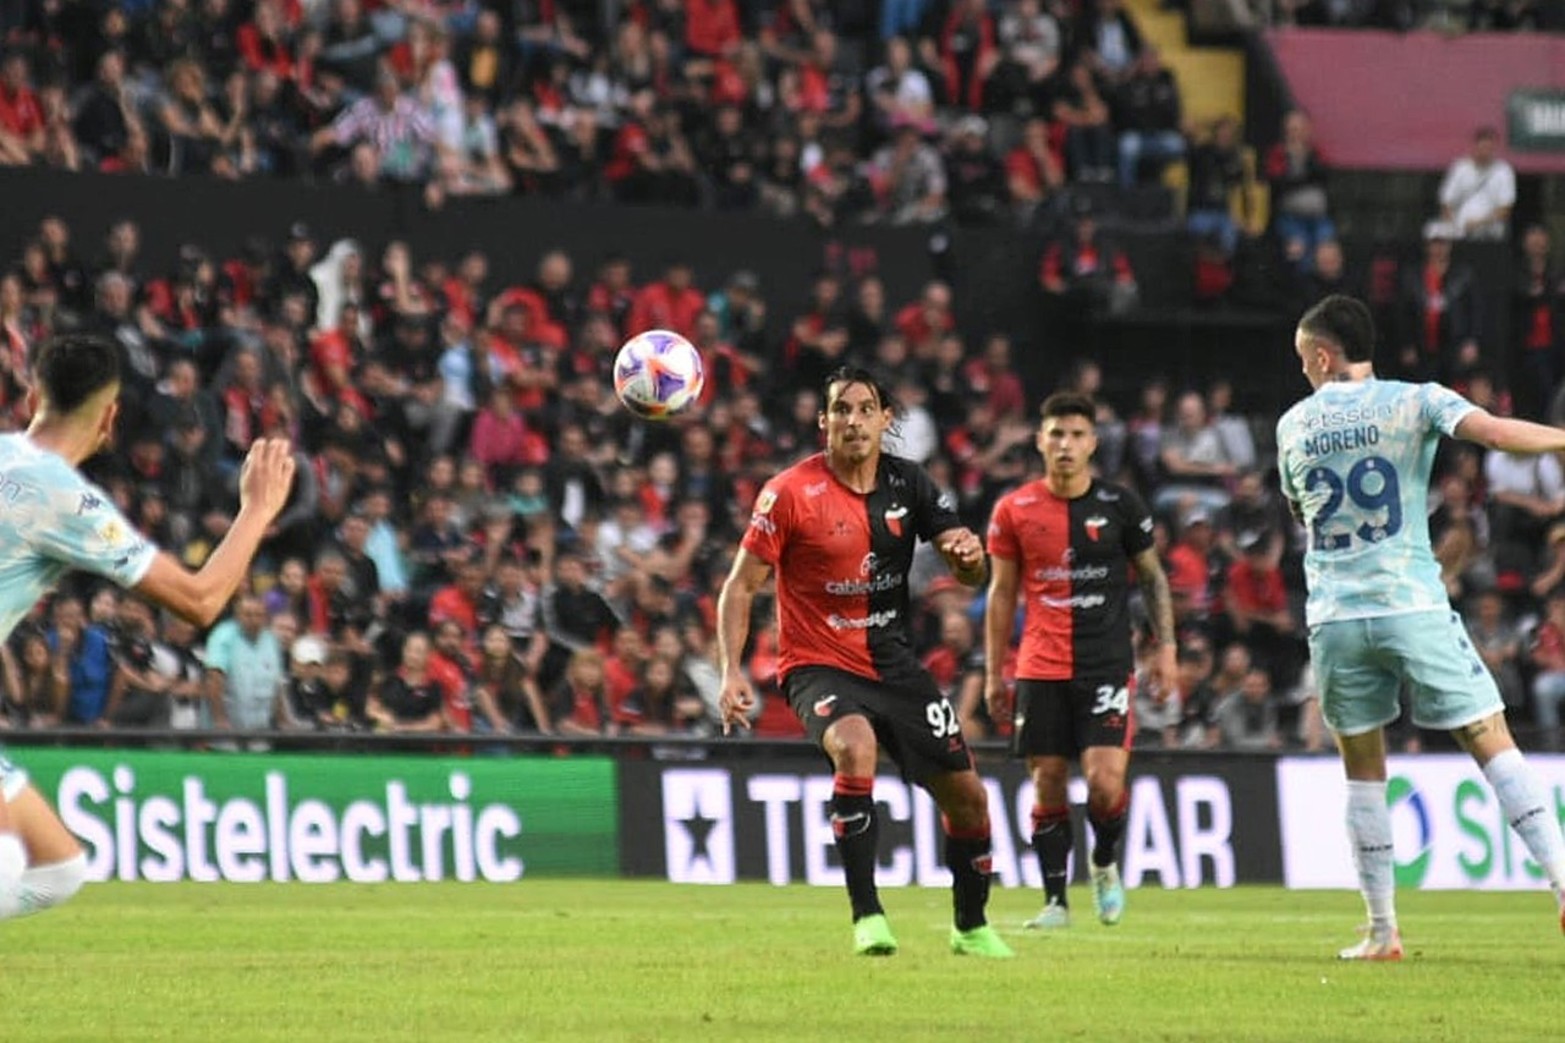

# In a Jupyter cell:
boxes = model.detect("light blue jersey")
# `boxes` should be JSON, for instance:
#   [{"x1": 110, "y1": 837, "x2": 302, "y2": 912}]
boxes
[
  {"x1": 0, "y1": 433, "x2": 158, "y2": 641},
  {"x1": 1277, "y1": 379, "x2": 1476, "y2": 627}
]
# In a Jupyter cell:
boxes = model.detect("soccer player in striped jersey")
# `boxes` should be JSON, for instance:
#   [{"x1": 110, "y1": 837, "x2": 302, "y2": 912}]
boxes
[
  {"x1": 717, "y1": 366, "x2": 1012, "y2": 958},
  {"x1": 984, "y1": 391, "x2": 1179, "y2": 929}
]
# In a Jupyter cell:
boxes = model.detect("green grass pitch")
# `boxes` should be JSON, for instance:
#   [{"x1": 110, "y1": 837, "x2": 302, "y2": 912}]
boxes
[{"x1": 1, "y1": 882, "x2": 1559, "y2": 1042}]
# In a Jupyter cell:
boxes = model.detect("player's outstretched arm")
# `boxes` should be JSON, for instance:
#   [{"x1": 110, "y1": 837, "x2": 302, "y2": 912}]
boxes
[
  {"x1": 716, "y1": 547, "x2": 772, "y2": 734},
  {"x1": 135, "y1": 439, "x2": 296, "y2": 627},
  {"x1": 1455, "y1": 410, "x2": 1565, "y2": 456},
  {"x1": 982, "y1": 554, "x2": 1020, "y2": 726}
]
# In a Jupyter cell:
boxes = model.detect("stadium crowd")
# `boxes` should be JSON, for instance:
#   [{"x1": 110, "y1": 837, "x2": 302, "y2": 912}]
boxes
[
  {"x1": 0, "y1": 204, "x2": 1562, "y2": 755},
  {"x1": 0, "y1": 0, "x2": 1561, "y2": 754},
  {"x1": 0, "y1": 0, "x2": 1226, "y2": 227}
]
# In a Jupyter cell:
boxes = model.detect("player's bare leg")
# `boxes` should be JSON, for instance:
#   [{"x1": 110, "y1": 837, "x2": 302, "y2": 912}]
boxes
[
  {"x1": 1334, "y1": 727, "x2": 1402, "y2": 960},
  {"x1": 1452, "y1": 713, "x2": 1565, "y2": 934},
  {"x1": 1083, "y1": 745, "x2": 1130, "y2": 925},
  {"x1": 926, "y1": 769, "x2": 1013, "y2": 958},
  {"x1": 0, "y1": 784, "x2": 88, "y2": 920},
  {"x1": 821, "y1": 715, "x2": 896, "y2": 955},
  {"x1": 1025, "y1": 755, "x2": 1072, "y2": 928}
]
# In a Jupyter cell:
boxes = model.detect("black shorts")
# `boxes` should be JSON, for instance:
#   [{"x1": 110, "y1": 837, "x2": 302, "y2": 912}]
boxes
[
  {"x1": 784, "y1": 665, "x2": 972, "y2": 785},
  {"x1": 1011, "y1": 675, "x2": 1136, "y2": 759}
]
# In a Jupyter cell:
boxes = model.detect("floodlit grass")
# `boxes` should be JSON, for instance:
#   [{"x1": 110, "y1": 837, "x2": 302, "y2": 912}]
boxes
[{"x1": 1, "y1": 882, "x2": 1559, "y2": 1042}]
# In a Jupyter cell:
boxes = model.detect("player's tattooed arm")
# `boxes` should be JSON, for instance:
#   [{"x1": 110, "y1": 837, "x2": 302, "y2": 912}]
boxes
[{"x1": 1131, "y1": 546, "x2": 1177, "y2": 649}]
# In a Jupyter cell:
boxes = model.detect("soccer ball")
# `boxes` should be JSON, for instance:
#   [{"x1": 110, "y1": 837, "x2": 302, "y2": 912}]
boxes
[{"x1": 613, "y1": 329, "x2": 704, "y2": 420}]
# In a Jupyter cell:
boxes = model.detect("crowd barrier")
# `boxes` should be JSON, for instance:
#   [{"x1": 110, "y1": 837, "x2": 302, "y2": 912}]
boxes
[{"x1": 11, "y1": 734, "x2": 1559, "y2": 891}]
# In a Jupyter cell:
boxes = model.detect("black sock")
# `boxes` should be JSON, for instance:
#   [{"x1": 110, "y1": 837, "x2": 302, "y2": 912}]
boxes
[
  {"x1": 944, "y1": 827, "x2": 994, "y2": 932},
  {"x1": 1031, "y1": 805, "x2": 1072, "y2": 906},
  {"x1": 831, "y1": 775, "x2": 882, "y2": 921},
  {"x1": 1090, "y1": 793, "x2": 1129, "y2": 869}
]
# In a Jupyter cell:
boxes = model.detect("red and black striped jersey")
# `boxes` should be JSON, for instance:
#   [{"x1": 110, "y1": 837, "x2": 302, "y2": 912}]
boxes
[
  {"x1": 742, "y1": 453, "x2": 962, "y2": 684},
  {"x1": 986, "y1": 478, "x2": 1155, "y2": 682}
]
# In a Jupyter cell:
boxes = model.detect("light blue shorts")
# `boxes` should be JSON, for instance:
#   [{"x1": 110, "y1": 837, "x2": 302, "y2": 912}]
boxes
[
  {"x1": 1308, "y1": 609, "x2": 1504, "y2": 737},
  {"x1": 0, "y1": 749, "x2": 28, "y2": 802}
]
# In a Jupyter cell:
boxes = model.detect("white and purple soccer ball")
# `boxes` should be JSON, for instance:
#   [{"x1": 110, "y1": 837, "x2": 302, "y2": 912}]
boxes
[{"x1": 613, "y1": 329, "x2": 705, "y2": 420}]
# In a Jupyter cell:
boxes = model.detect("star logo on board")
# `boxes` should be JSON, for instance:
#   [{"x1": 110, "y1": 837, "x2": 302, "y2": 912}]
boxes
[
  {"x1": 680, "y1": 804, "x2": 719, "y2": 868},
  {"x1": 661, "y1": 770, "x2": 735, "y2": 884}
]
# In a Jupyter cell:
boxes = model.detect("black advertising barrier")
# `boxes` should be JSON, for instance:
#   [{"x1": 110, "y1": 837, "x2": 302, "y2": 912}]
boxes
[
  {"x1": 0, "y1": 167, "x2": 936, "y2": 340},
  {"x1": 619, "y1": 752, "x2": 1284, "y2": 887}
]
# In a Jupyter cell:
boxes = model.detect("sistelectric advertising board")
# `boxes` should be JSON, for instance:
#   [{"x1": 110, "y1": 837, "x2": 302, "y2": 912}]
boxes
[
  {"x1": 619, "y1": 755, "x2": 1282, "y2": 887},
  {"x1": 12, "y1": 747, "x2": 618, "y2": 883},
  {"x1": 1277, "y1": 754, "x2": 1565, "y2": 891}
]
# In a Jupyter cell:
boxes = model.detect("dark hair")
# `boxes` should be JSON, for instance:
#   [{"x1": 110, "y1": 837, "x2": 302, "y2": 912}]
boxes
[
  {"x1": 1298, "y1": 294, "x2": 1376, "y2": 364},
  {"x1": 822, "y1": 365, "x2": 900, "y2": 417},
  {"x1": 1039, "y1": 391, "x2": 1096, "y2": 424},
  {"x1": 32, "y1": 334, "x2": 121, "y2": 414}
]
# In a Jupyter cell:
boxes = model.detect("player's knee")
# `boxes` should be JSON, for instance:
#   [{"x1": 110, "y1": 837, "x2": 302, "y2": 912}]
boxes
[
  {"x1": 824, "y1": 721, "x2": 877, "y2": 775},
  {"x1": 1030, "y1": 762, "x2": 1069, "y2": 797}
]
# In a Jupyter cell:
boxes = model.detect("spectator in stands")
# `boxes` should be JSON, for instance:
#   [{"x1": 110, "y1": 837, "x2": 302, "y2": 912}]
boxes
[
  {"x1": 368, "y1": 631, "x2": 448, "y2": 733},
  {"x1": 1466, "y1": 589, "x2": 1527, "y2": 715},
  {"x1": 1205, "y1": 378, "x2": 1257, "y2": 474},
  {"x1": 1185, "y1": 116, "x2": 1247, "y2": 259},
  {"x1": 964, "y1": 333, "x2": 1027, "y2": 423},
  {"x1": 1512, "y1": 224, "x2": 1564, "y2": 421},
  {"x1": 471, "y1": 622, "x2": 541, "y2": 733},
  {"x1": 1486, "y1": 429, "x2": 1565, "y2": 574},
  {"x1": 311, "y1": 69, "x2": 436, "y2": 186},
  {"x1": 204, "y1": 594, "x2": 286, "y2": 731},
  {"x1": 1155, "y1": 390, "x2": 1236, "y2": 515},
  {"x1": 278, "y1": 635, "x2": 337, "y2": 731},
  {"x1": 1265, "y1": 110, "x2": 1333, "y2": 272},
  {"x1": 868, "y1": 122, "x2": 948, "y2": 225},
  {"x1": 1166, "y1": 508, "x2": 1218, "y2": 632},
  {"x1": 549, "y1": 647, "x2": 613, "y2": 736},
  {"x1": 615, "y1": 655, "x2": 703, "y2": 735},
  {"x1": 1113, "y1": 46, "x2": 1183, "y2": 190},
  {"x1": 1530, "y1": 589, "x2": 1565, "y2": 747},
  {"x1": 1, "y1": 629, "x2": 62, "y2": 729},
  {"x1": 866, "y1": 35, "x2": 935, "y2": 136},
  {"x1": 1439, "y1": 127, "x2": 1514, "y2": 241},
  {"x1": 992, "y1": 0, "x2": 1063, "y2": 114},
  {"x1": 1215, "y1": 667, "x2": 1281, "y2": 750},
  {"x1": 1198, "y1": 643, "x2": 1251, "y2": 748},
  {"x1": 1081, "y1": 0, "x2": 1143, "y2": 84},
  {"x1": 931, "y1": 0, "x2": 997, "y2": 112},
  {"x1": 944, "y1": 116, "x2": 1007, "y2": 226},
  {"x1": 0, "y1": 50, "x2": 45, "y2": 166},
  {"x1": 1222, "y1": 529, "x2": 1301, "y2": 691},
  {"x1": 320, "y1": 0, "x2": 382, "y2": 93},
  {"x1": 1049, "y1": 57, "x2": 1116, "y2": 183},
  {"x1": 1039, "y1": 200, "x2": 1138, "y2": 330},
  {"x1": 47, "y1": 596, "x2": 112, "y2": 726},
  {"x1": 1431, "y1": 472, "x2": 1491, "y2": 602},
  {"x1": 1005, "y1": 117, "x2": 1065, "y2": 226},
  {"x1": 1396, "y1": 222, "x2": 1481, "y2": 383},
  {"x1": 74, "y1": 50, "x2": 139, "y2": 167},
  {"x1": 100, "y1": 597, "x2": 170, "y2": 729}
]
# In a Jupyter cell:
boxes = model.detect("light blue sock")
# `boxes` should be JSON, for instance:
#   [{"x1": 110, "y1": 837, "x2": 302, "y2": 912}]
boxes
[{"x1": 1483, "y1": 749, "x2": 1565, "y2": 894}]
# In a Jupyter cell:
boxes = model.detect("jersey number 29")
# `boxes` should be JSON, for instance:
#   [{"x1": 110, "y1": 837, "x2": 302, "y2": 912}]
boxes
[{"x1": 1305, "y1": 455, "x2": 1402, "y2": 552}]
